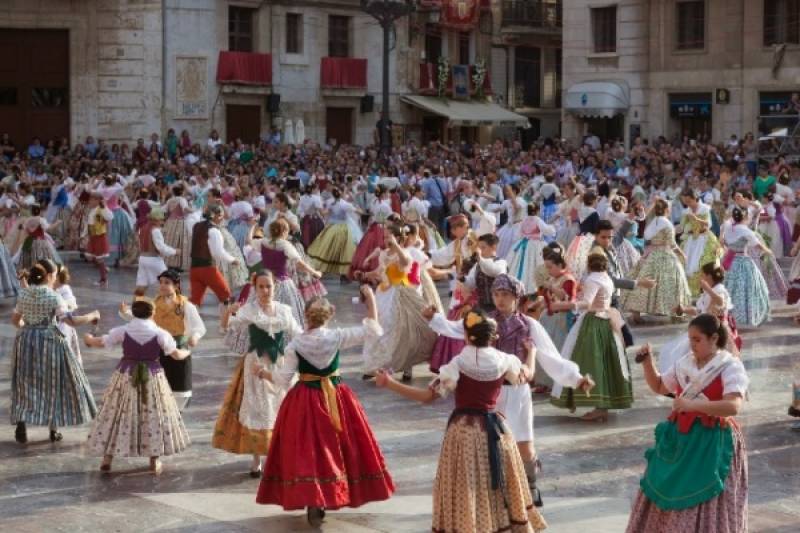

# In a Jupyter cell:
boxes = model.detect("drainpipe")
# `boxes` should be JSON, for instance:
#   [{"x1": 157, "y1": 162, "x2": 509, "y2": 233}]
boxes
[{"x1": 161, "y1": 0, "x2": 167, "y2": 135}]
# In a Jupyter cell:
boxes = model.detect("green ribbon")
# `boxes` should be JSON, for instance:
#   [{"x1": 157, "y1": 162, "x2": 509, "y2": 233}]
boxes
[{"x1": 131, "y1": 362, "x2": 150, "y2": 408}]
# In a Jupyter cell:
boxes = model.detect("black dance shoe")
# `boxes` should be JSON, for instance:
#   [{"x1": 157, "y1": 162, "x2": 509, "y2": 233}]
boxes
[
  {"x1": 49, "y1": 430, "x2": 63, "y2": 442},
  {"x1": 15, "y1": 422, "x2": 27, "y2": 444}
]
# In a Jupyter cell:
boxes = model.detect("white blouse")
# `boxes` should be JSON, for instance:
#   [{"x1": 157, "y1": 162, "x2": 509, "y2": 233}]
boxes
[
  {"x1": 229, "y1": 300, "x2": 302, "y2": 338},
  {"x1": 662, "y1": 350, "x2": 749, "y2": 397},
  {"x1": 272, "y1": 319, "x2": 383, "y2": 389},
  {"x1": 435, "y1": 346, "x2": 522, "y2": 396}
]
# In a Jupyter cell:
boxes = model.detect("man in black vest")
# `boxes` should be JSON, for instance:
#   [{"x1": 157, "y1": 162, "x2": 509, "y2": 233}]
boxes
[{"x1": 189, "y1": 204, "x2": 238, "y2": 307}]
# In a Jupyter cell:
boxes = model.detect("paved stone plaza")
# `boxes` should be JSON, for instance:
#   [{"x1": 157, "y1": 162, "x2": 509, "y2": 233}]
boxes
[{"x1": 1, "y1": 259, "x2": 798, "y2": 532}]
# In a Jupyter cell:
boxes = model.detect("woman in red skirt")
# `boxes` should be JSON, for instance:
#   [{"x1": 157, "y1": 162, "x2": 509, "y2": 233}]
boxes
[
  {"x1": 254, "y1": 285, "x2": 394, "y2": 526},
  {"x1": 84, "y1": 192, "x2": 113, "y2": 287}
]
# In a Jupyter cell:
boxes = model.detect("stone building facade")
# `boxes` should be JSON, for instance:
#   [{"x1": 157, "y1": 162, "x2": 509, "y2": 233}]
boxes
[
  {"x1": 1, "y1": 0, "x2": 562, "y2": 148},
  {"x1": 563, "y1": 0, "x2": 800, "y2": 147}
]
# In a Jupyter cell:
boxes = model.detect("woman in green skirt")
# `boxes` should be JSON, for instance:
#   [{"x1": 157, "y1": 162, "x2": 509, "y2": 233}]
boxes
[
  {"x1": 550, "y1": 252, "x2": 632, "y2": 421},
  {"x1": 626, "y1": 314, "x2": 748, "y2": 532}
]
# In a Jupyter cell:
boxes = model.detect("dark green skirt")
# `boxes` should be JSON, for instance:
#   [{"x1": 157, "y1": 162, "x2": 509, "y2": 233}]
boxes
[{"x1": 550, "y1": 313, "x2": 633, "y2": 410}]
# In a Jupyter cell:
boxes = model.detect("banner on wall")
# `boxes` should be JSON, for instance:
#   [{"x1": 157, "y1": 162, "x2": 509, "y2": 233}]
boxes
[{"x1": 420, "y1": 0, "x2": 489, "y2": 30}]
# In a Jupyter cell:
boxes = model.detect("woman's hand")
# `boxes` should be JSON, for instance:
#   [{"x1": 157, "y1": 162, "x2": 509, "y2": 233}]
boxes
[
  {"x1": 672, "y1": 396, "x2": 696, "y2": 413},
  {"x1": 421, "y1": 305, "x2": 437, "y2": 321},
  {"x1": 374, "y1": 369, "x2": 392, "y2": 388},
  {"x1": 577, "y1": 374, "x2": 595, "y2": 395}
]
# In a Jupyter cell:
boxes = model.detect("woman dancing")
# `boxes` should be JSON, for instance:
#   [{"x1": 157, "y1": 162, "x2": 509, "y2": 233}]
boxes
[
  {"x1": 254, "y1": 287, "x2": 394, "y2": 526},
  {"x1": 627, "y1": 315, "x2": 748, "y2": 533}
]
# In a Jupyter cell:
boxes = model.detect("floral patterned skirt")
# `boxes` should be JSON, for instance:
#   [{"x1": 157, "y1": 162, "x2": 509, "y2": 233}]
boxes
[
  {"x1": 433, "y1": 413, "x2": 546, "y2": 533},
  {"x1": 87, "y1": 369, "x2": 189, "y2": 457},
  {"x1": 622, "y1": 247, "x2": 691, "y2": 316}
]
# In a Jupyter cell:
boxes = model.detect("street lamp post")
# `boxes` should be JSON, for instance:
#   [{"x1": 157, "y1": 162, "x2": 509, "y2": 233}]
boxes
[{"x1": 361, "y1": 0, "x2": 416, "y2": 158}]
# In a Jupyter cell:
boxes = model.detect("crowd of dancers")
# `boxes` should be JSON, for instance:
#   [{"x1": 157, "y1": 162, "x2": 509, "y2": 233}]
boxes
[{"x1": 3, "y1": 134, "x2": 797, "y2": 532}]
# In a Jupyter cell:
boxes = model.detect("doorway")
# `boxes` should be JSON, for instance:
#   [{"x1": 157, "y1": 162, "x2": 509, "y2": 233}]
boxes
[
  {"x1": 225, "y1": 104, "x2": 261, "y2": 144},
  {"x1": 325, "y1": 107, "x2": 353, "y2": 146},
  {"x1": 0, "y1": 29, "x2": 70, "y2": 149},
  {"x1": 585, "y1": 115, "x2": 624, "y2": 144}
]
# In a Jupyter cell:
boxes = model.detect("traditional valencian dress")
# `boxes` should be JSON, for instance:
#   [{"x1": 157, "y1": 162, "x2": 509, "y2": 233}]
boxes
[
  {"x1": 430, "y1": 346, "x2": 547, "y2": 532},
  {"x1": 212, "y1": 300, "x2": 302, "y2": 455},
  {"x1": 431, "y1": 301, "x2": 584, "y2": 447},
  {"x1": 626, "y1": 350, "x2": 749, "y2": 532},
  {"x1": 507, "y1": 215, "x2": 556, "y2": 294},
  {"x1": 565, "y1": 205, "x2": 599, "y2": 281},
  {"x1": 658, "y1": 283, "x2": 741, "y2": 374},
  {"x1": 721, "y1": 223, "x2": 770, "y2": 328},
  {"x1": 87, "y1": 319, "x2": 190, "y2": 458},
  {"x1": 622, "y1": 216, "x2": 692, "y2": 316},
  {"x1": 256, "y1": 319, "x2": 394, "y2": 511},
  {"x1": 298, "y1": 192, "x2": 325, "y2": 250},
  {"x1": 551, "y1": 271, "x2": 633, "y2": 411},
  {"x1": 0, "y1": 239, "x2": 19, "y2": 299},
  {"x1": 493, "y1": 196, "x2": 527, "y2": 259},
  {"x1": 18, "y1": 216, "x2": 62, "y2": 269},
  {"x1": 10, "y1": 286, "x2": 96, "y2": 428},
  {"x1": 152, "y1": 294, "x2": 206, "y2": 406},
  {"x1": 681, "y1": 203, "x2": 721, "y2": 296},
  {"x1": 362, "y1": 250, "x2": 437, "y2": 374},
  {"x1": 163, "y1": 196, "x2": 193, "y2": 270},
  {"x1": 261, "y1": 238, "x2": 307, "y2": 326},
  {"x1": 348, "y1": 197, "x2": 392, "y2": 281},
  {"x1": 308, "y1": 198, "x2": 362, "y2": 275}
]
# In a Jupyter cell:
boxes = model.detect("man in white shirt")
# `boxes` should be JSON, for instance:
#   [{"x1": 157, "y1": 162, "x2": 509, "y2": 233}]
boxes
[{"x1": 189, "y1": 204, "x2": 238, "y2": 307}]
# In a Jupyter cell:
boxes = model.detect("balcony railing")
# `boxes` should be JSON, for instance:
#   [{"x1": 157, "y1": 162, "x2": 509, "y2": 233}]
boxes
[
  {"x1": 501, "y1": 0, "x2": 562, "y2": 30},
  {"x1": 418, "y1": 62, "x2": 492, "y2": 97},
  {"x1": 216, "y1": 51, "x2": 273, "y2": 85},
  {"x1": 320, "y1": 57, "x2": 368, "y2": 90}
]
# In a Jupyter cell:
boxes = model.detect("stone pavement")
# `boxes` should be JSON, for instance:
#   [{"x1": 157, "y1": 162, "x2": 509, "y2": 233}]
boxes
[{"x1": 0, "y1": 259, "x2": 798, "y2": 532}]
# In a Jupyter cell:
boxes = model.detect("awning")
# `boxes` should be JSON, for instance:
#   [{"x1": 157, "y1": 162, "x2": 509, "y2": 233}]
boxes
[
  {"x1": 565, "y1": 81, "x2": 629, "y2": 118},
  {"x1": 401, "y1": 95, "x2": 529, "y2": 127}
]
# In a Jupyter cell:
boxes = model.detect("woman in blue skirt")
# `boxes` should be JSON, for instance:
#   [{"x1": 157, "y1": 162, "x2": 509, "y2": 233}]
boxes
[{"x1": 11, "y1": 261, "x2": 98, "y2": 444}]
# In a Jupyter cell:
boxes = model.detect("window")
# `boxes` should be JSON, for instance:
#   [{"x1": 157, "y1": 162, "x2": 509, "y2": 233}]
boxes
[
  {"x1": 676, "y1": 1, "x2": 705, "y2": 50},
  {"x1": 764, "y1": 0, "x2": 800, "y2": 46},
  {"x1": 229, "y1": 6, "x2": 255, "y2": 52},
  {"x1": 425, "y1": 24, "x2": 442, "y2": 64},
  {"x1": 31, "y1": 88, "x2": 68, "y2": 108},
  {"x1": 555, "y1": 48, "x2": 562, "y2": 108},
  {"x1": 515, "y1": 46, "x2": 541, "y2": 108},
  {"x1": 458, "y1": 32, "x2": 470, "y2": 65},
  {"x1": 286, "y1": 13, "x2": 303, "y2": 54},
  {"x1": 329, "y1": 15, "x2": 350, "y2": 58},
  {"x1": 0, "y1": 87, "x2": 17, "y2": 106},
  {"x1": 591, "y1": 5, "x2": 617, "y2": 53}
]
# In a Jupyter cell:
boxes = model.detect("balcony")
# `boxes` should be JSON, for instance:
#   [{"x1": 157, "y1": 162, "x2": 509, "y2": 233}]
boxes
[
  {"x1": 501, "y1": 1, "x2": 562, "y2": 33},
  {"x1": 418, "y1": 62, "x2": 492, "y2": 97},
  {"x1": 320, "y1": 57, "x2": 368, "y2": 92},
  {"x1": 216, "y1": 51, "x2": 272, "y2": 86}
]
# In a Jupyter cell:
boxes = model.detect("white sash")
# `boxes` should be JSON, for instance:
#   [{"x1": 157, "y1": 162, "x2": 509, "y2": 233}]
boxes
[{"x1": 678, "y1": 350, "x2": 733, "y2": 400}]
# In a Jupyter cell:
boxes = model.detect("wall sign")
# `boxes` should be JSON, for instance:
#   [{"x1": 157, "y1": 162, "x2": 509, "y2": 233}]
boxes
[{"x1": 176, "y1": 56, "x2": 208, "y2": 119}]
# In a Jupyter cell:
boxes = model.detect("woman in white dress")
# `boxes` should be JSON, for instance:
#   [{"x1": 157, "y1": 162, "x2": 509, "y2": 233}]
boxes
[
  {"x1": 680, "y1": 190, "x2": 721, "y2": 296},
  {"x1": 402, "y1": 185, "x2": 443, "y2": 253},
  {"x1": 491, "y1": 184, "x2": 527, "y2": 259}
]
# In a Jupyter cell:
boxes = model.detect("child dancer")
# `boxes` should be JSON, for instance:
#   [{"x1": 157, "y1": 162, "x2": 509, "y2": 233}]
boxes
[
  {"x1": 212, "y1": 271, "x2": 302, "y2": 477},
  {"x1": 376, "y1": 310, "x2": 547, "y2": 532},
  {"x1": 84, "y1": 192, "x2": 113, "y2": 288},
  {"x1": 254, "y1": 286, "x2": 394, "y2": 526},
  {"x1": 84, "y1": 300, "x2": 191, "y2": 474}
]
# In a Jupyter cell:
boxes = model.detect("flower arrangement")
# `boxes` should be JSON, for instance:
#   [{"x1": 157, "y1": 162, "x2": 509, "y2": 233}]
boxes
[
  {"x1": 472, "y1": 57, "x2": 487, "y2": 98},
  {"x1": 437, "y1": 56, "x2": 450, "y2": 98}
]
